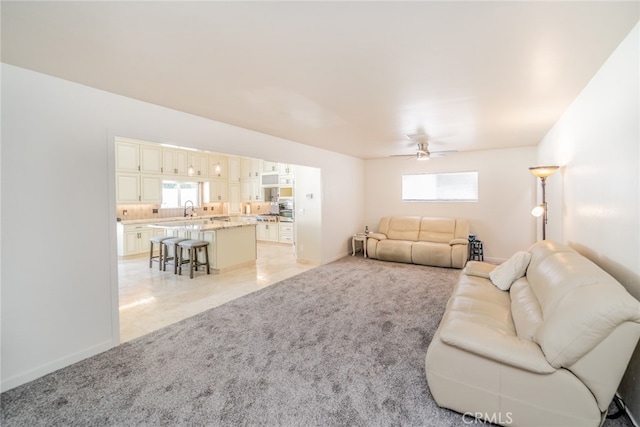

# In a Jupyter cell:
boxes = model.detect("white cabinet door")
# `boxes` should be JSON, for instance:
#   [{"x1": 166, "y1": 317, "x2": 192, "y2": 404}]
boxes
[
  {"x1": 240, "y1": 158, "x2": 263, "y2": 179},
  {"x1": 188, "y1": 153, "x2": 208, "y2": 177},
  {"x1": 263, "y1": 161, "x2": 278, "y2": 173},
  {"x1": 251, "y1": 179, "x2": 263, "y2": 201},
  {"x1": 163, "y1": 148, "x2": 188, "y2": 176},
  {"x1": 228, "y1": 183, "x2": 241, "y2": 214},
  {"x1": 209, "y1": 155, "x2": 228, "y2": 179},
  {"x1": 240, "y1": 179, "x2": 252, "y2": 202},
  {"x1": 140, "y1": 176, "x2": 162, "y2": 203},
  {"x1": 228, "y1": 157, "x2": 241, "y2": 183},
  {"x1": 122, "y1": 230, "x2": 140, "y2": 256},
  {"x1": 115, "y1": 140, "x2": 140, "y2": 172},
  {"x1": 140, "y1": 144, "x2": 163, "y2": 174},
  {"x1": 257, "y1": 223, "x2": 279, "y2": 242},
  {"x1": 278, "y1": 163, "x2": 292, "y2": 175},
  {"x1": 116, "y1": 173, "x2": 140, "y2": 203},
  {"x1": 209, "y1": 179, "x2": 229, "y2": 202}
]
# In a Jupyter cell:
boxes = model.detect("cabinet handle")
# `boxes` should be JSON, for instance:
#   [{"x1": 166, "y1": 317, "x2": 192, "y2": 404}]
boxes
[{"x1": 174, "y1": 168, "x2": 178, "y2": 174}]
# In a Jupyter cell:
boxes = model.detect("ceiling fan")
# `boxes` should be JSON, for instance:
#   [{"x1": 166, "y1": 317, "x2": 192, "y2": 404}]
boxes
[{"x1": 392, "y1": 133, "x2": 457, "y2": 161}]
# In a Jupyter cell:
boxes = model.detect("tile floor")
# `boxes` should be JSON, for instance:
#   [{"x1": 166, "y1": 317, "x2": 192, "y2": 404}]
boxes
[{"x1": 118, "y1": 243, "x2": 318, "y2": 342}]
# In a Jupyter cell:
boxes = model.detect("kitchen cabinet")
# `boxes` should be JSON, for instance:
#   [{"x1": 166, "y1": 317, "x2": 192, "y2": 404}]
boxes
[
  {"x1": 117, "y1": 223, "x2": 165, "y2": 256},
  {"x1": 188, "y1": 152, "x2": 209, "y2": 177},
  {"x1": 228, "y1": 157, "x2": 242, "y2": 183},
  {"x1": 207, "y1": 179, "x2": 229, "y2": 202},
  {"x1": 257, "y1": 222, "x2": 279, "y2": 242},
  {"x1": 279, "y1": 175, "x2": 294, "y2": 186},
  {"x1": 278, "y1": 163, "x2": 293, "y2": 175},
  {"x1": 209, "y1": 155, "x2": 228, "y2": 179},
  {"x1": 116, "y1": 173, "x2": 162, "y2": 203},
  {"x1": 263, "y1": 161, "x2": 279, "y2": 173},
  {"x1": 279, "y1": 222, "x2": 294, "y2": 244},
  {"x1": 162, "y1": 148, "x2": 189, "y2": 176},
  {"x1": 115, "y1": 140, "x2": 140, "y2": 172},
  {"x1": 240, "y1": 158, "x2": 263, "y2": 179},
  {"x1": 140, "y1": 144, "x2": 163, "y2": 174},
  {"x1": 240, "y1": 178, "x2": 263, "y2": 202},
  {"x1": 228, "y1": 183, "x2": 241, "y2": 214},
  {"x1": 116, "y1": 139, "x2": 162, "y2": 174}
]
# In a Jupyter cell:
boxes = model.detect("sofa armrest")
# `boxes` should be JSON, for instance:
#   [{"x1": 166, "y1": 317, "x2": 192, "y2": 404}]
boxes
[
  {"x1": 367, "y1": 233, "x2": 387, "y2": 240},
  {"x1": 463, "y1": 261, "x2": 496, "y2": 278},
  {"x1": 449, "y1": 238, "x2": 469, "y2": 246},
  {"x1": 439, "y1": 318, "x2": 555, "y2": 374}
]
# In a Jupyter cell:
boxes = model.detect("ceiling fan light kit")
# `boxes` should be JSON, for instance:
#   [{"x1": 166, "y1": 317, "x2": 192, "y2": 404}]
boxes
[{"x1": 392, "y1": 134, "x2": 457, "y2": 161}]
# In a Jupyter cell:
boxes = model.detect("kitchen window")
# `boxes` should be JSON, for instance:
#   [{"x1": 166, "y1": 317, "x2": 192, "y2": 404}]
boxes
[
  {"x1": 402, "y1": 171, "x2": 478, "y2": 201},
  {"x1": 161, "y1": 181, "x2": 201, "y2": 208}
]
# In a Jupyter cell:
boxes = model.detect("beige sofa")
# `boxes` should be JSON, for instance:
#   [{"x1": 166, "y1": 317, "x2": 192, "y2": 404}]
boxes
[
  {"x1": 366, "y1": 216, "x2": 469, "y2": 268},
  {"x1": 425, "y1": 240, "x2": 640, "y2": 426}
]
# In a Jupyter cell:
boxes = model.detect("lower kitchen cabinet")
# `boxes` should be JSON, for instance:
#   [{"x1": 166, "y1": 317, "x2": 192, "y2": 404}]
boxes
[
  {"x1": 117, "y1": 223, "x2": 165, "y2": 256},
  {"x1": 256, "y1": 222, "x2": 279, "y2": 242},
  {"x1": 279, "y1": 222, "x2": 294, "y2": 244}
]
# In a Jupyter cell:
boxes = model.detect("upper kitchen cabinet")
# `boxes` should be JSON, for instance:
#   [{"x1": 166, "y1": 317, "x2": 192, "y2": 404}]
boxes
[
  {"x1": 116, "y1": 173, "x2": 162, "y2": 204},
  {"x1": 228, "y1": 157, "x2": 242, "y2": 183},
  {"x1": 187, "y1": 152, "x2": 209, "y2": 178},
  {"x1": 263, "y1": 161, "x2": 279, "y2": 173},
  {"x1": 162, "y1": 147, "x2": 189, "y2": 176},
  {"x1": 240, "y1": 157, "x2": 263, "y2": 179},
  {"x1": 115, "y1": 140, "x2": 140, "y2": 172},
  {"x1": 278, "y1": 163, "x2": 293, "y2": 175},
  {"x1": 209, "y1": 154, "x2": 228, "y2": 179},
  {"x1": 139, "y1": 144, "x2": 163, "y2": 174},
  {"x1": 115, "y1": 139, "x2": 162, "y2": 174}
]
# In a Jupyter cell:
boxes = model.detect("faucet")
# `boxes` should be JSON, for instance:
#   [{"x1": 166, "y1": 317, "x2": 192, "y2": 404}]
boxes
[{"x1": 184, "y1": 200, "x2": 196, "y2": 217}]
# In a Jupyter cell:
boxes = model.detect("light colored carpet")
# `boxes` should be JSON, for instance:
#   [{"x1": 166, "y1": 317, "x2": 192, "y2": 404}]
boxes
[{"x1": 1, "y1": 256, "x2": 634, "y2": 426}]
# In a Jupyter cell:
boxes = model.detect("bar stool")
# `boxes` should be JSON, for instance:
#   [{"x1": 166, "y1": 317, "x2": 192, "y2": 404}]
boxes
[
  {"x1": 177, "y1": 240, "x2": 210, "y2": 279},
  {"x1": 162, "y1": 238, "x2": 188, "y2": 274},
  {"x1": 149, "y1": 236, "x2": 171, "y2": 270}
]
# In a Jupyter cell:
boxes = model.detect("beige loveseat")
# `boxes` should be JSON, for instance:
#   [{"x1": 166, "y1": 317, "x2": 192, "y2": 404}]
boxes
[
  {"x1": 425, "y1": 240, "x2": 640, "y2": 426},
  {"x1": 366, "y1": 216, "x2": 469, "y2": 268}
]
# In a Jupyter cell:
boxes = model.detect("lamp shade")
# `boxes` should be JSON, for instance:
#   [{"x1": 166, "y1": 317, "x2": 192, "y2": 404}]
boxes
[
  {"x1": 531, "y1": 204, "x2": 545, "y2": 217},
  {"x1": 529, "y1": 166, "x2": 559, "y2": 178}
]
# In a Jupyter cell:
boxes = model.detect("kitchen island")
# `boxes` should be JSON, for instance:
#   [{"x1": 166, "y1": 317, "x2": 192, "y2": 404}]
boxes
[{"x1": 149, "y1": 218, "x2": 257, "y2": 273}]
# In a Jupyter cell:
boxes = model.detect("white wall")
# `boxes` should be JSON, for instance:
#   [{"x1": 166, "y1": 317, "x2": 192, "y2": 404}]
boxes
[
  {"x1": 0, "y1": 64, "x2": 364, "y2": 391},
  {"x1": 364, "y1": 147, "x2": 538, "y2": 261},
  {"x1": 537, "y1": 23, "x2": 640, "y2": 424}
]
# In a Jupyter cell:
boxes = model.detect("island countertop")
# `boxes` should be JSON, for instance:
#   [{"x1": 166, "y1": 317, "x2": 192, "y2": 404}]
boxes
[{"x1": 147, "y1": 219, "x2": 256, "y2": 233}]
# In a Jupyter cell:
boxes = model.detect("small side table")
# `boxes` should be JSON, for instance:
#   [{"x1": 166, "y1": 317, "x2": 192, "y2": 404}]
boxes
[
  {"x1": 468, "y1": 240, "x2": 484, "y2": 261},
  {"x1": 352, "y1": 233, "x2": 368, "y2": 258}
]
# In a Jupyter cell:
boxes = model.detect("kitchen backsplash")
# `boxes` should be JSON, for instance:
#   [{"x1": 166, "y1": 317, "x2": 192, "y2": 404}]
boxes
[{"x1": 116, "y1": 202, "x2": 273, "y2": 221}]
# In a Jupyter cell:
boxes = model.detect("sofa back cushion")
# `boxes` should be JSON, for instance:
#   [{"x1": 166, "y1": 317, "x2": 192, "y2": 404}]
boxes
[
  {"x1": 383, "y1": 216, "x2": 421, "y2": 241},
  {"x1": 418, "y1": 218, "x2": 456, "y2": 243},
  {"x1": 527, "y1": 241, "x2": 640, "y2": 368}
]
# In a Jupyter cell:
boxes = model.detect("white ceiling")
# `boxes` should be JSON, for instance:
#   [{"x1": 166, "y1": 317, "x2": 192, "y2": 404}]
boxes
[{"x1": 2, "y1": 1, "x2": 638, "y2": 159}]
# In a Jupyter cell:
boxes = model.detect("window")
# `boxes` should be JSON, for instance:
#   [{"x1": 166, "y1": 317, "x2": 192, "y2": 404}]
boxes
[
  {"x1": 161, "y1": 181, "x2": 201, "y2": 208},
  {"x1": 402, "y1": 171, "x2": 478, "y2": 201}
]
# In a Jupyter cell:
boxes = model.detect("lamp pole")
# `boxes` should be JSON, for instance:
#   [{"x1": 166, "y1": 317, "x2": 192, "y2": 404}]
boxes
[
  {"x1": 540, "y1": 176, "x2": 548, "y2": 240},
  {"x1": 529, "y1": 166, "x2": 559, "y2": 241}
]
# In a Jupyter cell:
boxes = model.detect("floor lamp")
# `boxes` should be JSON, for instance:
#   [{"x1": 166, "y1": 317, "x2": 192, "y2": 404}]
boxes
[{"x1": 529, "y1": 166, "x2": 559, "y2": 240}]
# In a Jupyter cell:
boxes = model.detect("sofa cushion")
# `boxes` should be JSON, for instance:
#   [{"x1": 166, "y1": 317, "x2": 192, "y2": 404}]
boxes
[
  {"x1": 386, "y1": 216, "x2": 421, "y2": 241},
  {"x1": 412, "y1": 242, "x2": 451, "y2": 267},
  {"x1": 510, "y1": 277, "x2": 543, "y2": 341},
  {"x1": 376, "y1": 240, "x2": 413, "y2": 263},
  {"x1": 418, "y1": 218, "x2": 456, "y2": 243},
  {"x1": 525, "y1": 242, "x2": 640, "y2": 368},
  {"x1": 489, "y1": 251, "x2": 531, "y2": 290}
]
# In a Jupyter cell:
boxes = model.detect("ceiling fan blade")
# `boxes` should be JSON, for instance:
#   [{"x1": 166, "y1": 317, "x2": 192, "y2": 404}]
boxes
[{"x1": 429, "y1": 150, "x2": 458, "y2": 157}]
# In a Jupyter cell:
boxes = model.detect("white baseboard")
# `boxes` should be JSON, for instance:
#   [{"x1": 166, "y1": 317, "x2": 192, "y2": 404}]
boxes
[{"x1": 1, "y1": 339, "x2": 117, "y2": 392}]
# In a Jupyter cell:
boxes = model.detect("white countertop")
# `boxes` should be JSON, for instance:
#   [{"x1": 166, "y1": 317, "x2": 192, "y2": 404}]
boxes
[
  {"x1": 148, "y1": 219, "x2": 256, "y2": 232},
  {"x1": 118, "y1": 214, "x2": 255, "y2": 225}
]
